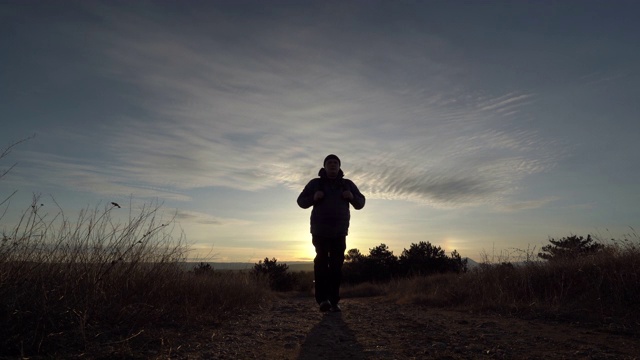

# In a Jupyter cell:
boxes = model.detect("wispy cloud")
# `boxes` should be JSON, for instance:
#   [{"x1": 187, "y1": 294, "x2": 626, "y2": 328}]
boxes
[
  {"x1": 173, "y1": 209, "x2": 251, "y2": 226},
  {"x1": 16, "y1": 152, "x2": 191, "y2": 201},
  {"x1": 13, "y1": 3, "x2": 564, "y2": 210},
  {"x1": 495, "y1": 197, "x2": 560, "y2": 212},
  {"x1": 478, "y1": 93, "x2": 534, "y2": 112}
]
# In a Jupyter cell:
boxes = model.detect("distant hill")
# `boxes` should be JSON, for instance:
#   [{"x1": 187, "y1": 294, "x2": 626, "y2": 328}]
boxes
[
  {"x1": 465, "y1": 258, "x2": 479, "y2": 268},
  {"x1": 186, "y1": 259, "x2": 477, "y2": 273},
  {"x1": 285, "y1": 262, "x2": 315, "y2": 272},
  {"x1": 184, "y1": 261, "x2": 314, "y2": 272}
]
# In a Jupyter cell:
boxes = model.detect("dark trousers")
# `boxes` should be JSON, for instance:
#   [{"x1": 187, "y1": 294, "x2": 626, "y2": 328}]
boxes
[{"x1": 312, "y1": 235, "x2": 346, "y2": 305}]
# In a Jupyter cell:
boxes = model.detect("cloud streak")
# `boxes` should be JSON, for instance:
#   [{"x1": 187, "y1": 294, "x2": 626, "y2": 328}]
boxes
[
  {"x1": 173, "y1": 209, "x2": 251, "y2": 226},
  {"x1": 12, "y1": 3, "x2": 564, "y2": 210},
  {"x1": 16, "y1": 152, "x2": 192, "y2": 202}
]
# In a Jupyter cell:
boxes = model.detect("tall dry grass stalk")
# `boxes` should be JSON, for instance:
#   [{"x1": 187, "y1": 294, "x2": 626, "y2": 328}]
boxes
[{"x1": 0, "y1": 196, "x2": 270, "y2": 357}]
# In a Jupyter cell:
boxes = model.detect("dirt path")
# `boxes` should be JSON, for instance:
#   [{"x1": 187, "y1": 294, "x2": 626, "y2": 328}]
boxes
[{"x1": 169, "y1": 296, "x2": 638, "y2": 359}]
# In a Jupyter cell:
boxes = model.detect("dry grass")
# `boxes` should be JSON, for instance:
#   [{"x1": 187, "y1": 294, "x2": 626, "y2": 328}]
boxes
[
  {"x1": 2, "y1": 190, "x2": 638, "y2": 356},
  {"x1": 341, "y1": 282, "x2": 387, "y2": 299},
  {"x1": 0, "y1": 197, "x2": 270, "y2": 357},
  {"x1": 383, "y1": 236, "x2": 640, "y2": 325}
]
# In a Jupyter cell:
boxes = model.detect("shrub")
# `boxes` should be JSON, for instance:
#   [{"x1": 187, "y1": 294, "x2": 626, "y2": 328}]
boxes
[
  {"x1": 343, "y1": 243, "x2": 398, "y2": 283},
  {"x1": 343, "y1": 242, "x2": 467, "y2": 283},
  {"x1": 253, "y1": 257, "x2": 295, "y2": 291},
  {"x1": 538, "y1": 234, "x2": 604, "y2": 261},
  {"x1": 192, "y1": 261, "x2": 214, "y2": 275},
  {"x1": 399, "y1": 241, "x2": 468, "y2": 276}
]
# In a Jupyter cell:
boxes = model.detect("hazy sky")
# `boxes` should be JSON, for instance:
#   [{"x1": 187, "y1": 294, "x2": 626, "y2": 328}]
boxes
[{"x1": 2, "y1": 1, "x2": 639, "y2": 263}]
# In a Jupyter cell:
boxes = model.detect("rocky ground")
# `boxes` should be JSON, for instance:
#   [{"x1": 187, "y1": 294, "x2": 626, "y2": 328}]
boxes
[{"x1": 158, "y1": 295, "x2": 639, "y2": 359}]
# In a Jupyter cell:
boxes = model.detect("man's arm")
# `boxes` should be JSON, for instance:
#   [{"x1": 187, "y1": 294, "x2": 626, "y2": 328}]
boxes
[
  {"x1": 297, "y1": 180, "x2": 318, "y2": 209},
  {"x1": 346, "y1": 180, "x2": 365, "y2": 210}
]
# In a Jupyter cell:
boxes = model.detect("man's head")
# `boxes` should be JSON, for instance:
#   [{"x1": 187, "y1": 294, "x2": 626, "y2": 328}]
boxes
[{"x1": 323, "y1": 154, "x2": 341, "y2": 179}]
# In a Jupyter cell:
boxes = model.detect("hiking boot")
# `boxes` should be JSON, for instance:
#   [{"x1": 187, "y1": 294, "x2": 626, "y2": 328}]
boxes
[
  {"x1": 330, "y1": 304, "x2": 341, "y2": 312},
  {"x1": 319, "y1": 300, "x2": 331, "y2": 312}
]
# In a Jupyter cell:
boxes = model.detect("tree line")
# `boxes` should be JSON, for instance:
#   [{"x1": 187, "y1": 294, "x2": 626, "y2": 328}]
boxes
[
  {"x1": 251, "y1": 235, "x2": 610, "y2": 291},
  {"x1": 342, "y1": 242, "x2": 467, "y2": 283},
  {"x1": 252, "y1": 241, "x2": 467, "y2": 291}
]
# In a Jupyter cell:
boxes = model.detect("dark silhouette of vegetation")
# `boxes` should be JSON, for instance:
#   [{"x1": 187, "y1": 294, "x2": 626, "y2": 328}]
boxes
[
  {"x1": 1, "y1": 198, "x2": 268, "y2": 358},
  {"x1": 345, "y1": 248, "x2": 364, "y2": 262},
  {"x1": 448, "y1": 250, "x2": 468, "y2": 273},
  {"x1": 192, "y1": 262, "x2": 213, "y2": 275},
  {"x1": 251, "y1": 258, "x2": 314, "y2": 292},
  {"x1": 343, "y1": 248, "x2": 367, "y2": 283},
  {"x1": 388, "y1": 233, "x2": 640, "y2": 327},
  {"x1": 2, "y1": 190, "x2": 637, "y2": 360},
  {"x1": 343, "y1": 243, "x2": 397, "y2": 283},
  {"x1": 400, "y1": 241, "x2": 468, "y2": 275},
  {"x1": 366, "y1": 243, "x2": 398, "y2": 281},
  {"x1": 342, "y1": 242, "x2": 467, "y2": 284},
  {"x1": 538, "y1": 235, "x2": 604, "y2": 261},
  {"x1": 253, "y1": 257, "x2": 295, "y2": 291}
]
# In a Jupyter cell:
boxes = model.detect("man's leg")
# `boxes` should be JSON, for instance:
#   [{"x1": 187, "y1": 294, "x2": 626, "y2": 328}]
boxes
[
  {"x1": 327, "y1": 235, "x2": 346, "y2": 306},
  {"x1": 312, "y1": 236, "x2": 330, "y2": 305}
]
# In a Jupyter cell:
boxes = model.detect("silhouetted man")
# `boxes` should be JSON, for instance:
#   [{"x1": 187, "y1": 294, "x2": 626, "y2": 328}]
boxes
[{"x1": 297, "y1": 154, "x2": 365, "y2": 312}]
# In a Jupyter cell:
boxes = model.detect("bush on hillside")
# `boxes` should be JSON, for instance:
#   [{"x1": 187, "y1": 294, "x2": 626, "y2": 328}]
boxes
[
  {"x1": 399, "y1": 241, "x2": 467, "y2": 275},
  {"x1": 253, "y1": 257, "x2": 295, "y2": 291},
  {"x1": 538, "y1": 234, "x2": 604, "y2": 261},
  {"x1": 192, "y1": 261, "x2": 214, "y2": 275},
  {"x1": 343, "y1": 243, "x2": 398, "y2": 283}
]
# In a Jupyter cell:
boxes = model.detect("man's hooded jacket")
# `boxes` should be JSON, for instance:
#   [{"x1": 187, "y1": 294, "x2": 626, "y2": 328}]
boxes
[{"x1": 297, "y1": 168, "x2": 365, "y2": 237}]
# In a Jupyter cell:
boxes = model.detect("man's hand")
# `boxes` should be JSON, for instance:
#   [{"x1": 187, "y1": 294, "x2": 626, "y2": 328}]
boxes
[
  {"x1": 313, "y1": 191, "x2": 324, "y2": 201},
  {"x1": 342, "y1": 190, "x2": 354, "y2": 201}
]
